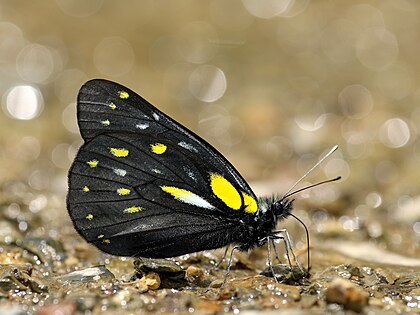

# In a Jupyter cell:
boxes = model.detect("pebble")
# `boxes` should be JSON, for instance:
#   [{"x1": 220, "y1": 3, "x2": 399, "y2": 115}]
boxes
[{"x1": 325, "y1": 277, "x2": 369, "y2": 312}]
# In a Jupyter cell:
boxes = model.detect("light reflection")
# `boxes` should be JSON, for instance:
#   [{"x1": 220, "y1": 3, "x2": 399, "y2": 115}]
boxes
[
  {"x1": 198, "y1": 105, "x2": 231, "y2": 138},
  {"x1": 242, "y1": 0, "x2": 292, "y2": 19},
  {"x1": 379, "y1": 118, "x2": 410, "y2": 148},
  {"x1": 17, "y1": 136, "x2": 41, "y2": 161},
  {"x1": 346, "y1": 4, "x2": 385, "y2": 30},
  {"x1": 324, "y1": 158, "x2": 350, "y2": 181},
  {"x1": 339, "y1": 216, "x2": 360, "y2": 231},
  {"x1": 280, "y1": 0, "x2": 310, "y2": 18},
  {"x1": 177, "y1": 22, "x2": 218, "y2": 64},
  {"x1": 365, "y1": 192, "x2": 382, "y2": 208},
  {"x1": 52, "y1": 143, "x2": 72, "y2": 169},
  {"x1": 395, "y1": 195, "x2": 420, "y2": 223},
  {"x1": 356, "y1": 27, "x2": 399, "y2": 70},
  {"x1": 295, "y1": 112, "x2": 326, "y2": 132},
  {"x1": 309, "y1": 186, "x2": 341, "y2": 204},
  {"x1": 216, "y1": 116, "x2": 245, "y2": 146},
  {"x1": 321, "y1": 19, "x2": 358, "y2": 64},
  {"x1": 55, "y1": 0, "x2": 104, "y2": 18},
  {"x1": 3, "y1": 85, "x2": 44, "y2": 120},
  {"x1": 0, "y1": 22, "x2": 25, "y2": 74},
  {"x1": 189, "y1": 65, "x2": 227, "y2": 102},
  {"x1": 346, "y1": 142, "x2": 368, "y2": 159},
  {"x1": 294, "y1": 99, "x2": 326, "y2": 131},
  {"x1": 28, "y1": 168, "x2": 51, "y2": 191},
  {"x1": 62, "y1": 102, "x2": 79, "y2": 134},
  {"x1": 16, "y1": 44, "x2": 55, "y2": 83},
  {"x1": 413, "y1": 222, "x2": 420, "y2": 234},
  {"x1": 354, "y1": 204, "x2": 370, "y2": 220},
  {"x1": 29, "y1": 195, "x2": 48, "y2": 213},
  {"x1": 339, "y1": 85, "x2": 373, "y2": 119},
  {"x1": 367, "y1": 222, "x2": 382, "y2": 238}
]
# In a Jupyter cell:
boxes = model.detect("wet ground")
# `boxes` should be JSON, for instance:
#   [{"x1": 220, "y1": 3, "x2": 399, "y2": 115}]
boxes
[{"x1": 0, "y1": 181, "x2": 419, "y2": 314}]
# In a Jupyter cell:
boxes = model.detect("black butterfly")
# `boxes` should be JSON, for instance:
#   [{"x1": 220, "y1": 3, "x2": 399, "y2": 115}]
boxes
[{"x1": 67, "y1": 79, "x2": 338, "y2": 279}]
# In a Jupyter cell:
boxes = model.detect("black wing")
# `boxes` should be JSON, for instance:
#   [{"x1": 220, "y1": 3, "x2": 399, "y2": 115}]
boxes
[{"x1": 67, "y1": 79, "x2": 259, "y2": 257}]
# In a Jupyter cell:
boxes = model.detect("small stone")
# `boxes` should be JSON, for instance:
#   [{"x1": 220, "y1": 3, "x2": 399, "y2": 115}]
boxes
[
  {"x1": 142, "y1": 272, "x2": 161, "y2": 290},
  {"x1": 260, "y1": 264, "x2": 308, "y2": 284},
  {"x1": 185, "y1": 265, "x2": 204, "y2": 283},
  {"x1": 134, "y1": 258, "x2": 186, "y2": 288},
  {"x1": 325, "y1": 277, "x2": 369, "y2": 312},
  {"x1": 209, "y1": 278, "x2": 224, "y2": 288},
  {"x1": 120, "y1": 278, "x2": 149, "y2": 293},
  {"x1": 56, "y1": 265, "x2": 115, "y2": 283},
  {"x1": 37, "y1": 301, "x2": 76, "y2": 315}
]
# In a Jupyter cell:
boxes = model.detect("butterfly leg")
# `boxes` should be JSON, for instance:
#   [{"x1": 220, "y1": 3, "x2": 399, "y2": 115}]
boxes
[
  {"x1": 213, "y1": 246, "x2": 229, "y2": 270},
  {"x1": 272, "y1": 229, "x2": 304, "y2": 273},
  {"x1": 270, "y1": 234, "x2": 294, "y2": 272},
  {"x1": 270, "y1": 238, "x2": 283, "y2": 264},
  {"x1": 222, "y1": 245, "x2": 240, "y2": 286},
  {"x1": 266, "y1": 238, "x2": 279, "y2": 283}
]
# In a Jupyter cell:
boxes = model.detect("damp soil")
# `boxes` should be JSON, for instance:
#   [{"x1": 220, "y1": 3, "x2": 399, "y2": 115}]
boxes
[{"x1": 0, "y1": 188, "x2": 418, "y2": 315}]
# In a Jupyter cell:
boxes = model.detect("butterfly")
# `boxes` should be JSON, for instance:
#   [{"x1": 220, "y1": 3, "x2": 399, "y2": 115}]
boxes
[{"x1": 67, "y1": 79, "x2": 338, "y2": 280}]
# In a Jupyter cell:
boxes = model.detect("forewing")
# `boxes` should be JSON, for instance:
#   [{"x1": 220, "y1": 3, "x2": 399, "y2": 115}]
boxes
[{"x1": 77, "y1": 79, "x2": 256, "y2": 198}]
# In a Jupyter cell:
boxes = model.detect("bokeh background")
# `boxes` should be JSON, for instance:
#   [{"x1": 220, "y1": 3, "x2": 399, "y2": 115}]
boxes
[{"x1": 0, "y1": 0, "x2": 420, "y2": 312}]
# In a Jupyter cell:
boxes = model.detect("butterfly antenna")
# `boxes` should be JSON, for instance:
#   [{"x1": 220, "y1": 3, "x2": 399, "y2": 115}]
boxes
[
  {"x1": 282, "y1": 145, "x2": 339, "y2": 199},
  {"x1": 289, "y1": 213, "x2": 310, "y2": 272},
  {"x1": 283, "y1": 176, "x2": 341, "y2": 199}
]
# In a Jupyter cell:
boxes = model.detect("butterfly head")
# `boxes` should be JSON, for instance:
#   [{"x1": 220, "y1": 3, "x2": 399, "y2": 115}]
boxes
[
  {"x1": 271, "y1": 197, "x2": 294, "y2": 220},
  {"x1": 255, "y1": 196, "x2": 294, "y2": 228}
]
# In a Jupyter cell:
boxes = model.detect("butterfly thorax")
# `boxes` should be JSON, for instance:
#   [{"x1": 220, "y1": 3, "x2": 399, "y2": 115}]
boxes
[{"x1": 236, "y1": 197, "x2": 294, "y2": 251}]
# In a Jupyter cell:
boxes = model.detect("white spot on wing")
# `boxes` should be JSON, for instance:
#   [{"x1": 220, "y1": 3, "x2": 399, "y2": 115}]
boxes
[
  {"x1": 136, "y1": 122, "x2": 149, "y2": 130},
  {"x1": 178, "y1": 192, "x2": 214, "y2": 209},
  {"x1": 178, "y1": 141, "x2": 198, "y2": 153},
  {"x1": 115, "y1": 224, "x2": 155, "y2": 235},
  {"x1": 152, "y1": 168, "x2": 161, "y2": 174},
  {"x1": 183, "y1": 166, "x2": 197, "y2": 181},
  {"x1": 113, "y1": 168, "x2": 127, "y2": 176},
  {"x1": 152, "y1": 113, "x2": 159, "y2": 121}
]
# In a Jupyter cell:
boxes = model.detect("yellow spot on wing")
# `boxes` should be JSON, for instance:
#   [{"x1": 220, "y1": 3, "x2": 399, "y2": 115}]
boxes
[
  {"x1": 117, "y1": 188, "x2": 131, "y2": 196},
  {"x1": 87, "y1": 160, "x2": 98, "y2": 168},
  {"x1": 103, "y1": 239, "x2": 110, "y2": 244},
  {"x1": 101, "y1": 119, "x2": 110, "y2": 126},
  {"x1": 242, "y1": 192, "x2": 258, "y2": 214},
  {"x1": 97, "y1": 234, "x2": 104, "y2": 239},
  {"x1": 210, "y1": 173, "x2": 241, "y2": 210},
  {"x1": 124, "y1": 206, "x2": 143, "y2": 213},
  {"x1": 86, "y1": 214, "x2": 93, "y2": 220},
  {"x1": 150, "y1": 143, "x2": 167, "y2": 154},
  {"x1": 118, "y1": 91, "x2": 129, "y2": 99},
  {"x1": 82, "y1": 186, "x2": 90, "y2": 192},
  {"x1": 109, "y1": 102, "x2": 116, "y2": 110},
  {"x1": 109, "y1": 147, "x2": 129, "y2": 157}
]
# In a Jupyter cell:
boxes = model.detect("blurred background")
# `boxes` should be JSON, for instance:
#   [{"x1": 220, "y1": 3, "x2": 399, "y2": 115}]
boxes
[{"x1": 0, "y1": 0, "x2": 419, "y2": 274}]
